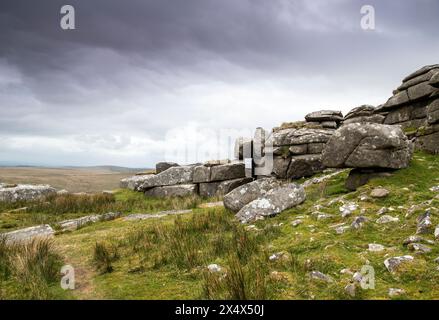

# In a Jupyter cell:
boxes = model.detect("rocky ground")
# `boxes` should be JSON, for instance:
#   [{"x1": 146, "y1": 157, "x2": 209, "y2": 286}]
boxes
[{"x1": 1, "y1": 151, "x2": 439, "y2": 300}]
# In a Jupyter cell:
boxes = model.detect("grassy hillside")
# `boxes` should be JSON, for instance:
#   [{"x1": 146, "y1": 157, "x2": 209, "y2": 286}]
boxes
[{"x1": 1, "y1": 152, "x2": 439, "y2": 300}]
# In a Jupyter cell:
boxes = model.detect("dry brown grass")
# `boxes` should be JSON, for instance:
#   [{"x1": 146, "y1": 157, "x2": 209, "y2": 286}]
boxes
[{"x1": 0, "y1": 167, "x2": 138, "y2": 192}]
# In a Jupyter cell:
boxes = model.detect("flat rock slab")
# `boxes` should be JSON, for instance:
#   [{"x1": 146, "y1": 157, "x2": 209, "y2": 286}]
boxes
[
  {"x1": 305, "y1": 110, "x2": 343, "y2": 122},
  {"x1": 124, "y1": 209, "x2": 193, "y2": 221},
  {"x1": 272, "y1": 128, "x2": 334, "y2": 146},
  {"x1": 210, "y1": 163, "x2": 245, "y2": 182},
  {"x1": 58, "y1": 212, "x2": 121, "y2": 232},
  {"x1": 138, "y1": 166, "x2": 194, "y2": 190},
  {"x1": 0, "y1": 184, "x2": 56, "y2": 202},
  {"x1": 2, "y1": 224, "x2": 55, "y2": 244},
  {"x1": 236, "y1": 183, "x2": 306, "y2": 223},
  {"x1": 144, "y1": 184, "x2": 198, "y2": 198}
]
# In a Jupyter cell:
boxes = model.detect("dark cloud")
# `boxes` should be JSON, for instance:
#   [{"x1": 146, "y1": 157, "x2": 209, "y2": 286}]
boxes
[{"x1": 0, "y1": 0, "x2": 438, "y2": 166}]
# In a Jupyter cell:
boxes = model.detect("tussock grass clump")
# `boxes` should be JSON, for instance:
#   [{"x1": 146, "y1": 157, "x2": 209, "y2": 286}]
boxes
[
  {"x1": 0, "y1": 237, "x2": 63, "y2": 299},
  {"x1": 115, "y1": 208, "x2": 277, "y2": 299},
  {"x1": 30, "y1": 193, "x2": 116, "y2": 215},
  {"x1": 93, "y1": 242, "x2": 120, "y2": 274},
  {"x1": 203, "y1": 254, "x2": 269, "y2": 300}
]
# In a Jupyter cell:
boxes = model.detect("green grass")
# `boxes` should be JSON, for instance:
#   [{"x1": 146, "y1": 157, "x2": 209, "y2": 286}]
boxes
[
  {"x1": 2, "y1": 152, "x2": 439, "y2": 300},
  {"x1": 0, "y1": 190, "x2": 215, "y2": 232}
]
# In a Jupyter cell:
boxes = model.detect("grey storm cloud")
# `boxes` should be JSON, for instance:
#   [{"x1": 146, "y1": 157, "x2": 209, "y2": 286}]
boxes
[{"x1": 0, "y1": 0, "x2": 438, "y2": 166}]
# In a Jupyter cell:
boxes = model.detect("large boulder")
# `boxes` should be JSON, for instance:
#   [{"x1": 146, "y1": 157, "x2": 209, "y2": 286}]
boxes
[
  {"x1": 144, "y1": 184, "x2": 198, "y2": 198},
  {"x1": 235, "y1": 183, "x2": 306, "y2": 223},
  {"x1": 137, "y1": 166, "x2": 194, "y2": 190},
  {"x1": 155, "y1": 162, "x2": 179, "y2": 174},
  {"x1": 322, "y1": 123, "x2": 413, "y2": 169},
  {"x1": 223, "y1": 177, "x2": 281, "y2": 213},
  {"x1": 0, "y1": 184, "x2": 56, "y2": 202}
]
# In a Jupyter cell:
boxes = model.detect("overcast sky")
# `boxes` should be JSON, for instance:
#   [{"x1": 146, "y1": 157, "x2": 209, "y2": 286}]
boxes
[{"x1": 0, "y1": 0, "x2": 438, "y2": 167}]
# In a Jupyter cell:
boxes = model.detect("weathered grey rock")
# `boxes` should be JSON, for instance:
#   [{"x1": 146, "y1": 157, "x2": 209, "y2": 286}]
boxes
[
  {"x1": 204, "y1": 159, "x2": 231, "y2": 167},
  {"x1": 344, "y1": 114, "x2": 385, "y2": 125},
  {"x1": 156, "y1": 162, "x2": 179, "y2": 174},
  {"x1": 305, "y1": 110, "x2": 343, "y2": 122},
  {"x1": 58, "y1": 212, "x2": 121, "y2": 232},
  {"x1": 138, "y1": 166, "x2": 194, "y2": 190},
  {"x1": 144, "y1": 184, "x2": 198, "y2": 198},
  {"x1": 322, "y1": 123, "x2": 413, "y2": 169},
  {"x1": 403, "y1": 235, "x2": 425, "y2": 246},
  {"x1": 384, "y1": 255, "x2": 414, "y2": 273},
  {"x1": 345, "y1": 105, "x2": 376, "y2": 120},
  {"x1": 384, "y1": 106, "x2": 412, "y2": 124},
  {"x1": 289, "y1": 144, "x2": 308, "y2": 155},
  {"x1": 427, "y1": 100, "x2": 439, "y2": 124},
  {"x1": 193, "y1": 165, "x2": 211, "y2": 183},
  {"x1": 307, "y1": 143, "x2": 325, "y2": 154},
  {"x1": 320, "y1": 121, "x2": 338, "y2": 129},
  {"x1": 2, "y1": 225, "x2": 55, "y2": 244},
  {"x1": 272, "y1": 156, "x2": 291, "y2": 179},
  {"x1": 310, "y1": 270, "x2": 333, "y2": 282},
  {"x1": 403, "y1": 65, "x2": 439, "y2": 83},
  {"x1": 286, "y1": 154, "x2": 325, "y2": 179},
  {"x1": 416, "y1": 211, "x2": 433, "y2": 234},
  {"x1": 223, "y1": 178, "x2": 282, "y2": 213},
  {"x1": 345, "y1": 169, "x2": 392, "y2": 191},
  {"x1": 124, "y1": 210, "x2": 192, "y2": 221},
  {"x1": 235, "y1": 183, "x2": 306, "y2": 223},
  {"x1": 415, "y1": 130, "x2": 439, "y2": 154},
  {"x1": 407, "y1": 81, "x2": 436, "y2": 101},
  {"x1": 345, "y1": 283, "x2": 356, "y2": 297},
  {"x1": 0, "y1": 184, "x2": 56, "y2": 202},
  {"x1": 430, "y1": 72, "x2": 439, "y2": 88},
  {"x1": 291, "y1": 219, "x2": 303, "y2": 227},
  {"x1": 388, "y1": 288, "x2": 406, "y2": 298},
  {"x1": 368, "y1": 243, "x2": 385, "y2": 252},
  {"x1": 351, "y1": 216, "x2": 367, "y2": 229},
  {"x1": 376, "y1": 215, "x2": 399, "y2": 224},
  {"x1": 370, "y1": 188, "x2": 390, "y2": 198},
  {"x1": 273, "y1": 128, "x2": 334, "y2": 146},
  {"x1": 339, "y1": 203, "x2": 358, "y2": 218},
  {"x1": 120, "y1": 175, "x2": 156, "y2": 190},
  {"x1": 398, "y1": 69, "x2": 439, "y2": 91},
  {"x1": 383, "y1": 90, "x2": 410, "y2": 109},
  {"x1": 210, "y1": 162, "x2": 245, "y2": 182},
  {"x1": 217, "y1": 178, "x2": 253, "y2": 196},
  {"x1": 407, "y1": 243, "x2": 432, "y2": 254}
]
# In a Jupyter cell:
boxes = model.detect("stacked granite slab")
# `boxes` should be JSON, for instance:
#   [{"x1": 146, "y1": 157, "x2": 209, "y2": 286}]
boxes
[
  {"x1": 343, "y1": 105, "x2": 385, "y2": 124},
  {"x1": 193, "y1": 161, "x2": 253, "y2": 197},
  {"x1": 374, "y1": 64, "x2": 439, "y2": 154},
  {"x1": 121, "y1": 160, "x2": 252, "y2": 198},
  {"x1": 268, "y1": 110, "x2": 342, "y2": 179}
]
